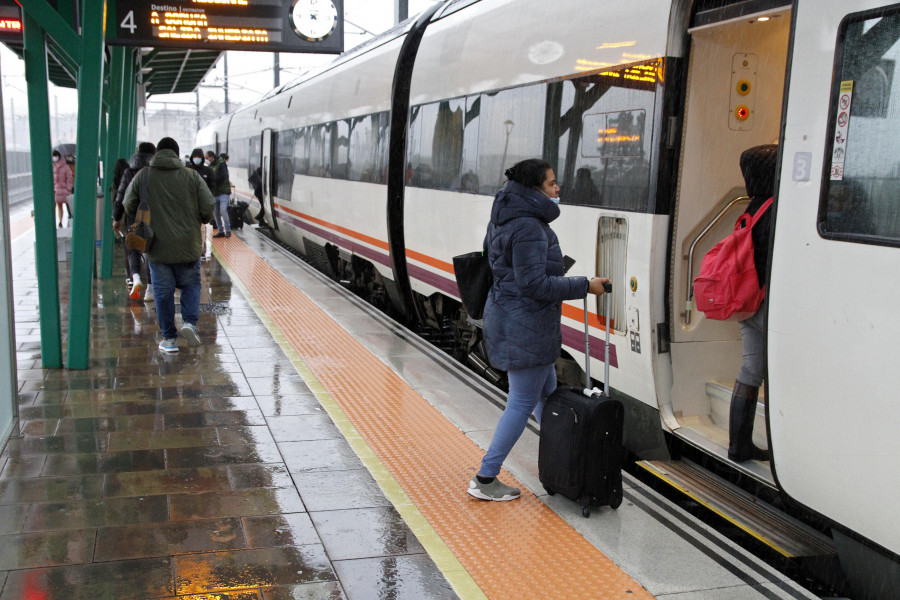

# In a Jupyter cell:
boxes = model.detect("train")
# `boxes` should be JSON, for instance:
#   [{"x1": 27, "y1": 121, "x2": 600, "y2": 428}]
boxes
[{"x1": 198, "y1": 0, "x2": 900, "y2": 597}]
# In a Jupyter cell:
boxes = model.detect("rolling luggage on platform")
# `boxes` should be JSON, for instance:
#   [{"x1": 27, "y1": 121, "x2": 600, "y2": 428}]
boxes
[
  {"x1": 228, "y1": 200, "x2": 248, "y2": 230},
  {"x1": 539, "y1": 282, "x2": 624, "y2": 517}
]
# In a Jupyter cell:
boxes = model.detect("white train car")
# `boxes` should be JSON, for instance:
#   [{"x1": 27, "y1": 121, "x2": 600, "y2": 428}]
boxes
[{"x1": 200, "y1": 1, "x2": 900, "y2": 597}]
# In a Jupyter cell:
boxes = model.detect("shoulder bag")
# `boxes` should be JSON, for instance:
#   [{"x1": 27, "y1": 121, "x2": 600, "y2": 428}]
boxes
[
  {"x1": 452, "y1": 250, "x2": 491, "y2": 320},
  {"x1": 125, "y1": 169, "x2": 155, "y2": 253}
]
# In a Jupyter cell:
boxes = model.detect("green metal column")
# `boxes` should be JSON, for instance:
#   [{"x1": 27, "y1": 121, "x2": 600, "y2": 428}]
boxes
[
  {"x1": 21, "y1": 10, "x2": 62, "y2": 368},
  {"x1": 100, "y1": 46, "x2": 127, "y2": 279},
  {"x1": 66, "y1": 0, "x2": 107, "y2": 369},
  {"x1": 124, "y1": 50, "x2": 137, "y2": 156}
]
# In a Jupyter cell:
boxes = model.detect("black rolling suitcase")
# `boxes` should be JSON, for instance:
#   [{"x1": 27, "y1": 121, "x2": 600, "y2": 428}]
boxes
[
  {"x1": 228, "y1": 200, "x2": 248, "y2": 230},
  {"x1": 539, "y1": 283, "x2": 624, "y2": 517}
]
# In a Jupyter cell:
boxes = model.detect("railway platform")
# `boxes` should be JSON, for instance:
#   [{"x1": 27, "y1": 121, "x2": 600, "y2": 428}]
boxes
[{"x1": 2, "y1": 219, "x2": 822, "y2": 600}]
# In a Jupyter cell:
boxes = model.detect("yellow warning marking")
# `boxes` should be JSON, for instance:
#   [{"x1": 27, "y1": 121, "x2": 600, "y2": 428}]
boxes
[{"x1": 213, "y1": 244, "x2": 488, "y2": 600}]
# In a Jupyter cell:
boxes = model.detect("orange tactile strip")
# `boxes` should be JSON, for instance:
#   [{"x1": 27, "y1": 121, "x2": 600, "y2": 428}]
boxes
[{"x1": 215, "y1": 236, "x2": 654, "y2": 600}]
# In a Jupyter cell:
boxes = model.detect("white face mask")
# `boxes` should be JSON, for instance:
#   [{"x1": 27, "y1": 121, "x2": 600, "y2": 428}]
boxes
[
  {"x1": 52, "y1": 156, "x2": 59, "y2": 163},
  {"x1": 192, "y1": 157, "x2": 202, "y2": 165}
]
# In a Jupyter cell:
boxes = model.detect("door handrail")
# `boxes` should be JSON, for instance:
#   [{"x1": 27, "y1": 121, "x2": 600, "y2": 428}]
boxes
[{"x1": 685, "y1": 195, "x2": 750, "y2": 324}]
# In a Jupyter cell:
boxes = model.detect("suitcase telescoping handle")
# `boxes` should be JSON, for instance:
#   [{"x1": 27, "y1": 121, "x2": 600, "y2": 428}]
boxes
[{"x1": 583, "y1": 281, "x2": 613, "y2": 396}]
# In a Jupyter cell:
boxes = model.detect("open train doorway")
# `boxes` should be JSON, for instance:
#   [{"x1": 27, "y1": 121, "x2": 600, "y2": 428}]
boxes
[
  {"x1": 261, "y1": 128, "x2": 278, "y2": 231},
  {"x1": 665, "y1": 2, "x2": 791, "y2": 482}
]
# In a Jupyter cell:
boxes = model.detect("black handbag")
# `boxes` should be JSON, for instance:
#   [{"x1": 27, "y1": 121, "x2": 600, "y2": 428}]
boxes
[
  {"x1": 452, "y1": 250, "x2": 491, "y2": 319},
  {"x1": 125, "y1": 169, "x2": 155, "y2": 253}
]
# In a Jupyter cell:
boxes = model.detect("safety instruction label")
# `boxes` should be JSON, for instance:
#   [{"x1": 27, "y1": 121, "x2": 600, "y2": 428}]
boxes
[{"x1": 831, "y1": 80, "x2": 853, "y2": 180}]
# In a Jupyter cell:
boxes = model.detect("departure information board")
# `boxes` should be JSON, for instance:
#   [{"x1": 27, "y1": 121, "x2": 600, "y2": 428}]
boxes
[
  {"x1": 107, "y1": 0, "x2": 343, "y2": 54},
  {"x1": 0, "y1": 0, "x2": 22, "y2": 40}
]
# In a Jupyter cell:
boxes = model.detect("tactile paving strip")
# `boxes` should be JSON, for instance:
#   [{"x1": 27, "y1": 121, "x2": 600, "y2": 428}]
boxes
[{"x1": 215, "y1": 236, "x2": 654, "y2": 600}]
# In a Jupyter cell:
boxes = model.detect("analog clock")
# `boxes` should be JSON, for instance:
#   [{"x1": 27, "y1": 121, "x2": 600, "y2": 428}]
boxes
[{"x1": 291, "y1": 0, "x2": 338, "y2": 42}]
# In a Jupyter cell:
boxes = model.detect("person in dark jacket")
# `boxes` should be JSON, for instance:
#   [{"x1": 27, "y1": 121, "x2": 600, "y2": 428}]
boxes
[
  {"x1": 467, "y1": 158, "x2": 610, "y2": 501},
  {"x1": 188, "y1": 148, "x2": 215, "y2": 259},
  {"x1": 113, "y1": 142, "x2": 156, "y2": 302},
  {"x1": 206, "y1": 150, "x2": 232, "y2": 238},
  {"x1": 124, "y1": 137, "x2": 215, "y2": 353},
  {"x1": 249, "y1": 166, "x2": 266, "y2": 224},
  {"x1": 727, "y1": 144, "x2": 777, "y2": 463}
]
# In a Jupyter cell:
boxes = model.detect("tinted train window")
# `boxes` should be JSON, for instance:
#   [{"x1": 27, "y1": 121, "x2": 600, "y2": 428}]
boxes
[
  {"x1": 821, "y1": 8, "x2": 900, "y2": 245},
  {"x1": 348, "y1": 112, "x2": 389, "y2": 183},
  {"x1": 551, "y1": 64, "x2": 659, "y2": 212},
  {"x1": 407, "y1": 98, "x2": 468, "y2": 190},
  {"x1": 274, "y1": 129, "x2": 294, "y2": 201},
  {"x1": 475, "y1": 86, "x2": 545, "y2": 195}
]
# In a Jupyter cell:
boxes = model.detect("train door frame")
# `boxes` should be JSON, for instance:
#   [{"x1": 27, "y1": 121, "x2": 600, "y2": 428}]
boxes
[
  {"x1": 261, "y1": 129, "x2": 278, "y2": 231},
  {"x1": 663, "y1": 3, "x2": 792, "y2": 477}
]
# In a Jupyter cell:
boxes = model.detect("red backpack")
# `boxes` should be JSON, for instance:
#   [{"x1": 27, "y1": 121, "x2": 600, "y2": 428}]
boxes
[{"x1": 692, "y1": 197, "x2": 773, "y2": 321}]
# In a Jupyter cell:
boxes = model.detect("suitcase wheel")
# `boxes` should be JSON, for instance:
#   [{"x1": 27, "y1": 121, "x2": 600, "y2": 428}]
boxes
[
  {"x1": 543, "y1": 486, "x2": 555, "y2": 496},
  {"x1": 609, "y1": 487, "x2": 623, "y2": 510},
  {"x1": 581, "y1": 505, "x2": 591, "y2": 518}
]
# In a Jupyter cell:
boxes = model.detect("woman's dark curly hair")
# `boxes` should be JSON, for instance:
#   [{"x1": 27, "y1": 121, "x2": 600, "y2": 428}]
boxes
[{"x1": 504, "y1": 158, "x2": 552, "y2": 189}]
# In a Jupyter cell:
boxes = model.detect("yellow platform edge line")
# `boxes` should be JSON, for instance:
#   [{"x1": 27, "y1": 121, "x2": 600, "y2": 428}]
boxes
[
  {"x1": 213, "y1": 246, "x2": 488, "y2": 600},
  {"x1": 635, "y1": 461, "x2": 794, "y2": 557}
]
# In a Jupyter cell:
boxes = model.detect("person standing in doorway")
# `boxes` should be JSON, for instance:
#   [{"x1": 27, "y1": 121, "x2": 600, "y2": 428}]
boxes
[
  {"x1": 207, "y1": 150, "x2": 231, "y2": 238},
  {"x1": 125, "y1": 137, "x2": 215, "y2": 353}
]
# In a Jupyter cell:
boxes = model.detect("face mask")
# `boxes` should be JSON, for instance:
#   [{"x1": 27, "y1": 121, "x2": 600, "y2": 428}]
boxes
[
  {"x1": 192, "y1": 157, "x2": 202, "y2": 165},
  {"x1": 52, "y1": 156, "x2": 59, "y2": 163},
  {"x1": 542, "y1": 190, "x2": 560, "y2": 204}
]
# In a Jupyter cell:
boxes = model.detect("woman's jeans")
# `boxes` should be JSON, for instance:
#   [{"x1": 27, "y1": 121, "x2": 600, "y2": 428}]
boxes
[
  {"x1": 738, "y1": 297, "x2": 767, "y2": 387},
  {"x1": 214, "y1": 194, "x2": 231, "y2": 233},
  {"x1": 478, "y1": 363, "x2": 557, "y2": 478},
  {"x1": 148, "y1": 260, "x2": 201, "y2": 340}
]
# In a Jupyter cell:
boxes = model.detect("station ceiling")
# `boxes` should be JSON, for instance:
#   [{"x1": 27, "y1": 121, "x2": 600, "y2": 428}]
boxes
[{"x1": 2, "y1": 41, "x2": 221, "y2": 97}]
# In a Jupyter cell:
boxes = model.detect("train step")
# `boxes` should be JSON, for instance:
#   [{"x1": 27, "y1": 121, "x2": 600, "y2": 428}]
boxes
[{"x1": 636, "y1": 459, "x2": 836, "y2": 558}]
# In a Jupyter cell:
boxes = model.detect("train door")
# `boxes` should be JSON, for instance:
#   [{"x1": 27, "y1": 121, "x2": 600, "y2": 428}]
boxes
[
  {"x1": 666, "y1": 2, "x2": 791, "y2": 479},
  {"x1": 261, "y1": 129, "x2": 277, "y2": 230},
  {"x1": 768, "y1": 1, "x2": 900, "y2": 580}
]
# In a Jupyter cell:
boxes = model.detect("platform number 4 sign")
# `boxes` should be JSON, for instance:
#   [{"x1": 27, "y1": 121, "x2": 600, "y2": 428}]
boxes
[{"x1": 120, "y1": 10, "x2": 137, "y2": 34}]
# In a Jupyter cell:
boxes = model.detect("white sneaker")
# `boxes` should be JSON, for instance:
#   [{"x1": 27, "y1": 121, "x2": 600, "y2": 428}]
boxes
[
  {"x1": 144, "y1": 286, "x2": 154, "y2": 302},
  {"x1": 158, "y1": 338, "x2": 178, "y2": 353}
]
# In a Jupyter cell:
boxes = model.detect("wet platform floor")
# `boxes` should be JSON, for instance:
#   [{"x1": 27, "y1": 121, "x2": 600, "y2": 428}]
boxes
[
  {"x1": 4, "y1": 234, "x2": 456, "y2": 599},
  {"x1": 3, "y1": 219, "x2": 820, "y2": 600}
]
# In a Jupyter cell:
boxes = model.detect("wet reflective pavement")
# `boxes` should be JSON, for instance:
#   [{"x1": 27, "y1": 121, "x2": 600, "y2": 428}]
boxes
[{"x1": 4, "y1": 235, "x2": 458, "y2": 599}]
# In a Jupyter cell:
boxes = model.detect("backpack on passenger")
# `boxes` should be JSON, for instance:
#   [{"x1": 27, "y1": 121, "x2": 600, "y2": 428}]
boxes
[
  {"x1": 692, "y1": 197, "x2": 773, "y2": 321},
  {"x1": 538, "y1": 285, "x2": 624, "y2": 518}
]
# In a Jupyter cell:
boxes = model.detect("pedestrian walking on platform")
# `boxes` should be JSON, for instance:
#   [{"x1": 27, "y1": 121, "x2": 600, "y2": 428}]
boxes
[
  {"x1": 124, "y1": 137, "x2": 215, "y2": 353},
  {"x1": 52, "y1": 149, "x2": 73, "y2": 228},
  {"x1": 188, "y1": 148, "x2": 215, "y2": 259},
  {"x1": 468, "y1": 158, "x2": 609, "y2": 502},
  {"x1": 114, "y1": 142, "x2": 156, "y2": 301}
]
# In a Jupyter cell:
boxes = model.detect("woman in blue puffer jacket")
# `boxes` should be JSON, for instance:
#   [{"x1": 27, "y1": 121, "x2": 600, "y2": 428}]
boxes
[{"x1": 467, "y1": 158, "x2": 609, "y2": 502}]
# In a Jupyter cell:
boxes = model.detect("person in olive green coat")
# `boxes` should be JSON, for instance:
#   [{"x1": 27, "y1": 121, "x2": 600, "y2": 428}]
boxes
[{"x1": 124, "y1": 137, "x2": 215, "y2": 353}]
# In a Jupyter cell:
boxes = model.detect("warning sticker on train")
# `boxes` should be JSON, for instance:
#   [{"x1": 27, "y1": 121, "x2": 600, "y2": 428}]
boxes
[{"x1": 831, "y1": 80, "x2": 853, "y2": 180}]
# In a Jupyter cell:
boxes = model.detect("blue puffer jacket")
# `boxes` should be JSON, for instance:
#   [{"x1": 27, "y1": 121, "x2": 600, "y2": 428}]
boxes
[{"x1": 483, "y1": 180, "x2": 590, "y2": 371}]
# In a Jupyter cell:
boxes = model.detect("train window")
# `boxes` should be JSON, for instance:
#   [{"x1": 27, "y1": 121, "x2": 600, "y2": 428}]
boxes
[
  {"x1": 308, "y1": 124, "x2": 331, "y2": 178},
  {"x1": 821, "y1": 8, "x2": 900, "y2": 245},
  {"x1": 476, "y1": 86, "x2": 546, "y2": 195},
  {"x1": 551, "y1": 66, "x2": 658, "y2": 212},
  {"x1": 348, "y1": 112, "x2": 390, "y2": 183},
  {"x1": 407, "y1": 99, "x2": 466, "y2": 190},
  {"x1": 293, "y1": 128, "x2": 309, "y2": 175},
  {"x1": 274, "y1": 129, "x2": 295, "y2": 201},
  {"x1": 331, "y1": 120, "x2": 352, "y2": 180}
]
